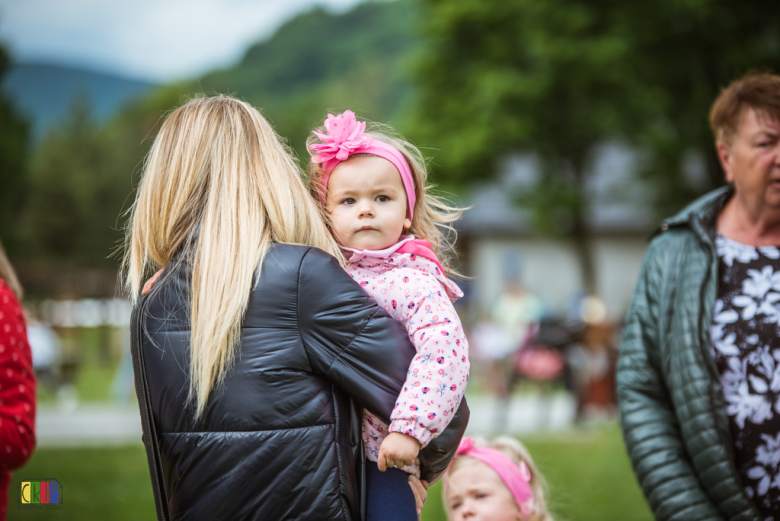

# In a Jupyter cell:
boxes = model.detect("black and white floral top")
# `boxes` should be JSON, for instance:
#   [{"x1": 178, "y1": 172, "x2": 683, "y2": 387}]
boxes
[{"x1": 711, "y1": 234, "x2": 780, "y2": 520}]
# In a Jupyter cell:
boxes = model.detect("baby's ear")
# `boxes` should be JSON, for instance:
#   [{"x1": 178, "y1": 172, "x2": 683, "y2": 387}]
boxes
[{"x1": 403, "y1": 217, "x2": 412, "y2": 230}]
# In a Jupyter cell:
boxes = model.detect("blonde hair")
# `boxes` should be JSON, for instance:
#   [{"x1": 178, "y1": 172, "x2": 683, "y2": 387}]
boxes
[
  {"x1": 444, "y1": 436, "x2": 554, "y2": 521},
  {"x1": 0, "y1": 238, "x2": 22, "y2": 300},
  {"x1": 124, "y1": 95, "x2": 342, "y2": 418},
  {"x1": 306, "y1": 119, "x2": 465, "y2": 276}
]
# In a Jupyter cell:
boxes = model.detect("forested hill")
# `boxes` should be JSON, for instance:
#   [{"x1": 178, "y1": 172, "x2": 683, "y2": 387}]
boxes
[
  {"x1": 194, "y1": 0, "x2": 419, "y2": 155},
  {"x1": 6, "y1": 0, "x2": 423, "y2": 280}
]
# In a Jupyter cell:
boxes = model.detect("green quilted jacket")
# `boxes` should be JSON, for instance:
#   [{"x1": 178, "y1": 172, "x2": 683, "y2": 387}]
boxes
[{"x1": 617, "y1": 186, "x2": 763, "y2": 521}]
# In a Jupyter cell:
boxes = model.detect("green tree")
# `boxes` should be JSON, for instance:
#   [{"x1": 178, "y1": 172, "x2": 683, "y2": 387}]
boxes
[
  {"x1": 0, "y1": 45, "x2": 30, "y2": 252},
  {"x1": 412, "y1": 0, "x2": 639, "y2": 291},
  {"x1": 622, "y1": 0, "x2": 780, "y2": 217},
  {"x1": 413, "y1": 0, "x2": 780, "y2": 290},
  {"x1": 23, "y1": 84, "x2": 184, "y2": 272},
  {"x1": 25, "y1": 98, "x2": 118, "y2": 265}
]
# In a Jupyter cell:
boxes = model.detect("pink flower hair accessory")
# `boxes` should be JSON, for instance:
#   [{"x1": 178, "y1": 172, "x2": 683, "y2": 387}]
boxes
[
  {"x1": 310, "y1": 110, "x2": 372, "y2": 169},
  {"x1": 453, "y1": 437, "x2": 535, "y2": 517},
  {"x1": 308, "y1": 110, "x2": 417, "y2": 218}
]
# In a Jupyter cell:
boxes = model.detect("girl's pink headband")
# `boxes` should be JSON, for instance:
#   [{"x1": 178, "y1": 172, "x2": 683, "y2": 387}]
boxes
[
  {"x1": 453, "y1": 437, "x2": 534, "y2": 517},
  {"x1": 309, "y1": 110, "x2": 417, "y2": 218}
]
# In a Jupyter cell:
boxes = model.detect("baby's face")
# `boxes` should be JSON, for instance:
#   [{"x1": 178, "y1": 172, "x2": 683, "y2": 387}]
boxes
[
  {"x1": 446, "y1": 462, "x2": 524, "y2": 521},
  {"x1": 326, "y1": 155, "x2": 411, "y2": 251}
]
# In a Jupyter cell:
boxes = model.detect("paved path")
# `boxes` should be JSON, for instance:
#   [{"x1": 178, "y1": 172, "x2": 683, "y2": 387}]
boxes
[
  {"x1": 36, "y1": 404, "x2": 142, "y2": 447},
  {"x1": 35, "y1": 393, "x2": 578, "y2": 447}
]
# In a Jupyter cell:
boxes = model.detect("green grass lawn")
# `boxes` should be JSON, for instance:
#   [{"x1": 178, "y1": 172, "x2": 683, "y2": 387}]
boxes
[
  {"x1": 8, "y1": 446, "x2": 154, "y2": 520},
  {"x1": 7, "y1": 425, "x2": 651, "y2": 521}
]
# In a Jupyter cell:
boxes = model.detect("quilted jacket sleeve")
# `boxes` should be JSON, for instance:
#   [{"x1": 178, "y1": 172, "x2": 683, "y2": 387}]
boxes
[
  {"x1": 298, "y1": 248, "x2": 416, "y2": 422},
  {"x1": 617, "y1": 238, "x2": 723, "y2": 521}
]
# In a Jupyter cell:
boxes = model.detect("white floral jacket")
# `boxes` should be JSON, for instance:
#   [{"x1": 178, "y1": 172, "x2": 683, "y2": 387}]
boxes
[{"x1": 343, "y1": 236, "x2": 470, "y2": 476}]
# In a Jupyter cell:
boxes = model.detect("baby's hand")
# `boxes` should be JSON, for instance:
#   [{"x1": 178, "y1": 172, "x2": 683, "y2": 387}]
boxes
[{"x1": 377, "y1": 432, "x2": 421, "y2": 472}]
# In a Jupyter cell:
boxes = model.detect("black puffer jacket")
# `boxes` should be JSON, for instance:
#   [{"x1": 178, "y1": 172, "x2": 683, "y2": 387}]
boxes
[{"x1": 136, "y1": 244, "x2": 469, "y2": 520}]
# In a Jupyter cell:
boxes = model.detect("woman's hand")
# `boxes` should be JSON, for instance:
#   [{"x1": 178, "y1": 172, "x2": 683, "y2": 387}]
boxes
[
  {"x1": 408, "y1": 474, "x2": 429, "y2": 521},
  {"x1": 142, "y1": 269, "x2": 165, "y2": 295}
]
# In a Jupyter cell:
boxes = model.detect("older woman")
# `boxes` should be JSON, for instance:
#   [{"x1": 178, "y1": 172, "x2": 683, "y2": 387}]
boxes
[
  {"x1": 618, "y1": 73, "x2": 780, "y2": 521},
  {"x1": 125, "y1": 96, "x2": 467, "y2": 520}
]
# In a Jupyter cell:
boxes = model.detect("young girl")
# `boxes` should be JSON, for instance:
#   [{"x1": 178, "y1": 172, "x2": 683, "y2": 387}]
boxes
[
  {"x1": 444, "y1": 436, "x2": 553, "y2": 521},
  {"x1": 307, "y1": 110, "x2": 470, "y2": 519}
]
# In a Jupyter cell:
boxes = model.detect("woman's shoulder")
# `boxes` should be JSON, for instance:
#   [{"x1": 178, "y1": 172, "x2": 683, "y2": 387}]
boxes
[{"x1": 269, "y1": 243, "x2": 333, "y2": 261}]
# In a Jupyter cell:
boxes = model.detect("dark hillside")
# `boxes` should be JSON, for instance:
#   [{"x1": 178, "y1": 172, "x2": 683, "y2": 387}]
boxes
[
  {"x1": 197, "y1": 0, "x2": 418, "y2": 154},
  {"x1": 2, "y1": 62, "x2": 156, "y2": 139}
]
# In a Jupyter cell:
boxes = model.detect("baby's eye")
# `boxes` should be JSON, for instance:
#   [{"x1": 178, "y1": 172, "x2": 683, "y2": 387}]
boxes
[
  {"x1": 341, "y1": 198, "x2": 356, "y2": 205},
  {"x1": 376, "y1": 195, "x2": 390, "y2": 202},
  {"x1": 451, "y1": 502, "x2": 461, "y2": 510},
  {"x1": 476, "y1": 493, "x2": 488, "y2": 500}
]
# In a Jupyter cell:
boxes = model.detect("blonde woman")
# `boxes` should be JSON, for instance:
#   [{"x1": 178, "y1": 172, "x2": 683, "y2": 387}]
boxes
[
  {"x1": 0, "y1": 239, "x2": 36, "y2": 518},
  {"x1": 125, "y1": 96, "x2": 467, "y2": 520}
]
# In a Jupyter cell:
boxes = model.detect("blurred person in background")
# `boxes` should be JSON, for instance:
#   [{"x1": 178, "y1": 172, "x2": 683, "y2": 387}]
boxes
[
  {"x1": 126, "y1": 96, "x2": 466, "y2": 520},
  {"x1": 618, "y1": 73, "x2": 780, "y2": 520},
  {"x1": 0, "y1": 239, "x2": 36, "y2": 519},
  {"x1": 443, "y1": 436, "x2": 553, "y2": 521}
]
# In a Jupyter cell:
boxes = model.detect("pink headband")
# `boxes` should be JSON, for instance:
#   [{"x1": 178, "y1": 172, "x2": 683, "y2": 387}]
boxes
[
  {"x1": 309, "y1": 110, "x2": 417, "y2": 218},
  {"x1": 453, "y1": 437, "x2": 534, "y2": 517}
]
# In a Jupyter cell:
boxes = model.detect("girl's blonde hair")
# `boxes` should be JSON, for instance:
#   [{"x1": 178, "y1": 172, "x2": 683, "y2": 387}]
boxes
[
  {"x1": 124, "y1": 95, "x2": 342, "y2": 419},
  {"x1": 444, "y1": 436, "x2": 554, "y2": 521},
  {"x1": 306, "y1": 120, "x2": 464, "y2": 276},
  {"x1": 0, "y1": 238, "x2": 23, "y2": 300}
]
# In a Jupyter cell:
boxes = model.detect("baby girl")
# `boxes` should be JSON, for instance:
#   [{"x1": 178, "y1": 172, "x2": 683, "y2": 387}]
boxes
[{"x1": 307, "y1": 111, "x2": 470, "y2": 520}]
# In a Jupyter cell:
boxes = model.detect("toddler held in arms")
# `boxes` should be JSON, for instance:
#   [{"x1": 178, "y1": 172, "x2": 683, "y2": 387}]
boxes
[
  {"x1": 307, "y1": 111, "x2": 470, "y2": 521},
  {"x1": 444, "y1": 437, "x2": 554, "y2": 521}
]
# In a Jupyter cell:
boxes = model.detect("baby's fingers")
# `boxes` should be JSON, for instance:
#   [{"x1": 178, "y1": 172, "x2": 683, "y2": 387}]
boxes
[{"x1": 377, "y1": 454, "x2": 389, "y2": 472}]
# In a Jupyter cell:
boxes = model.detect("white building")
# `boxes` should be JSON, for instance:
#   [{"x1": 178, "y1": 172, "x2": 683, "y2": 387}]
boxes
[{"x1": 457, "y1": 145, "x2": 659, "y2": 320}]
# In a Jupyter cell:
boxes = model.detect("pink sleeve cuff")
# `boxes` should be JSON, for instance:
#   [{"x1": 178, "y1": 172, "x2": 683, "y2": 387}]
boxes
[{"x1": 389, "y1": 419, "x2": 437, "y2": 448}]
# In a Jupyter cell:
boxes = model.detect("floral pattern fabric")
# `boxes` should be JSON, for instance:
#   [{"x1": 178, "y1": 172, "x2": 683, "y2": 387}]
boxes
[
  {"x1": 344, "y1": 238, "x2": 470, "y2": 477},
  {"x1": 711, "y1": 235, "x2": 780, "y2": 519}
]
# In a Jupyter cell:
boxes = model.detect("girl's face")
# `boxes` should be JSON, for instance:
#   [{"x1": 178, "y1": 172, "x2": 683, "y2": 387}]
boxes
[
  {"x1": 446, "y1": 461, "x2": 524, "y2": 521},
  {"x1": 326, "y1": 155, "x2": 411, "y2": 251}
]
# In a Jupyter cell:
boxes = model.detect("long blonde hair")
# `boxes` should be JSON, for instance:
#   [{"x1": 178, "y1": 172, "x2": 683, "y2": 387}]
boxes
[
  {"x1": 444, "y1": 436, "x2": 554, "y2": 521},
  {"x1": 124, "y1": 95, "x2": 342, "y2": 418},
  {"x1": 306, "y1": 120, "x2": 465, "y2": 276},
  {"x1": 0, "y1": 238, "x2": 22, "y2": 300}
]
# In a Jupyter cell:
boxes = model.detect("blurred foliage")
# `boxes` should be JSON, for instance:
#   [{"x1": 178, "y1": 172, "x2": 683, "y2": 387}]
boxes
[
  {"x1": 411, "y1": 0, "x2": 642, "y2": 290},
  {"x1": 200, "y1": 0, "x2": 419, "y2": 160},
  {"x1": 8, "y1": 0, "x2": 780, "y2": 291},
  {"x1": 412, "y1": 0, "x2": 780, "y2": 288},
  {"x1": 413, "y1": 0, "x2": 780, "y2": 216},
  {"x1": 623, "y1": 0, "x2": 780, "y2": 217},
  {"x1": 18, "y1": 88, "x2": 180, "y2": 271},
  {"x1": 0, "y1": 45, "x2": 31, "y2": 252},
  {"x1": 6, "y1": 1, "x2": 418, "y2": 290}
]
